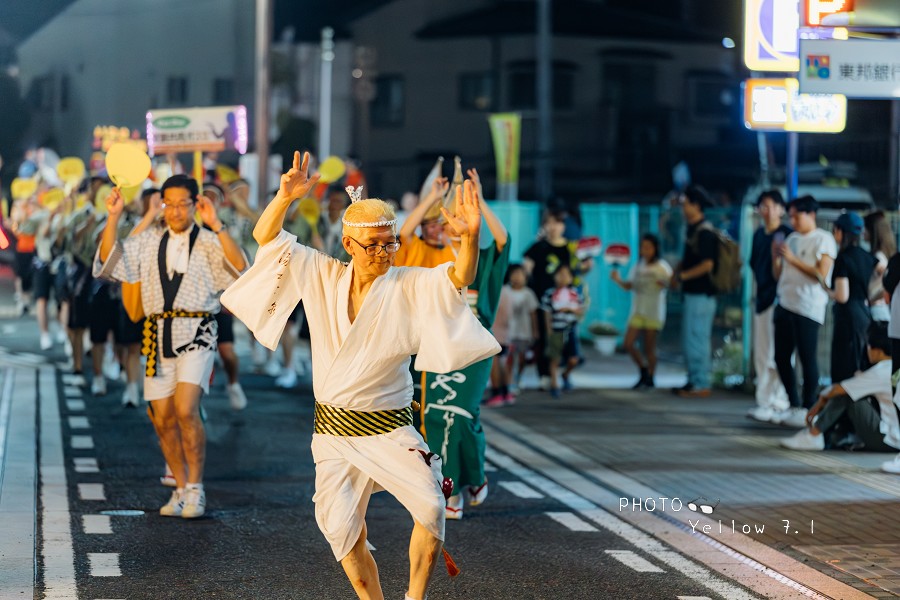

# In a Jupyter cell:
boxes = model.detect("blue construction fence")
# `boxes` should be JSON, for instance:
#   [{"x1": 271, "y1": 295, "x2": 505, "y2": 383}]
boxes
[{"x1": 485, "y1": 200, "x2": 755, "y2": 384}]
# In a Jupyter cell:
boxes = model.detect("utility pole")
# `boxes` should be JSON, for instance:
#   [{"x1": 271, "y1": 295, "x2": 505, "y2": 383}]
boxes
[
  {"x1": 254, "y1": 0, "x2": 273, "y2": 207},
  {"x1": 535, "y1": 0, "x2": 553, "y2": 203},
  {"x1": 318, "y1": 27, "x2": 335, "y2": 159}
]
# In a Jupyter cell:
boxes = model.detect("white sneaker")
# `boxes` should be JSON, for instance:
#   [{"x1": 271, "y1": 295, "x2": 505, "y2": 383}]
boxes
[
  {"x1": 54, "y1": 329, "x2": 67, "y2": 344},
  {"x1": 40, "y1": 332, "x2": 53, "y2": 350},
  {"x1": 64, "y1": 372, "x2": 87, "y2": 387},
  {"x1": 747, "y1": 406, "x2": 777, "y2": 423},
  {"x1": 64, "y1": 339, "x2": 73, "y2": 358},
  {"x1": 181, "y1": 486, "x2": 206, "y2": 519},
  {"x1": 121, "y1": 382, "x2": 140, "y2": 407},
  {"x1": 264, "y1": 358, "x2": 281, "y2": 378},
  {"x1": 780, "y1": 429, "x2": 824, "y2": 451},
  {"x1": 91, "y1": 377, "x2": 107, "y2": 396},
  {"x1": 103, "y1": 358, "x2": 121, "y2": 382},
  {"x1": 780, "y1": 407, "x2": 809, "y2": 428},
  {"x1": 227, "y1": 383, "x2": 248, "y2": 411},
  {"x1": 274, "y1": 368, "x2": 297, "y2": 389},
  {"x1": 445, "y1": 494, "x2": 463, "y2": 520},
  {"x1": 881, "y1": 454, "x2": 900, "y2": 474},
  {"x1": 160, "y1": 490, "x2": 184, "y2": 517},
  {"x1": 539, "y1": 376, "x2": 551, "y2": 391}
]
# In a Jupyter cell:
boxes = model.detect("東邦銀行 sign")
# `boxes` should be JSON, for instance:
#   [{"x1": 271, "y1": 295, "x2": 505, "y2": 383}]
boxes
[{"x1": 799, "y1": 39, "x2": 900, "y2": 98}]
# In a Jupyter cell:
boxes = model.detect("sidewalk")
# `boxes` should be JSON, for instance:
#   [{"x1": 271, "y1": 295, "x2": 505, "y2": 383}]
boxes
[{"x1": 490, "y1": 352, "x2": 900, "y2": 598}]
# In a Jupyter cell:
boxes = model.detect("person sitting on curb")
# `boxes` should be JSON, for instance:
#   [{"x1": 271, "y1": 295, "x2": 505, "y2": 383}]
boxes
[{"x1": 781, "y1": 321, "x2": 900, "y2": 453}]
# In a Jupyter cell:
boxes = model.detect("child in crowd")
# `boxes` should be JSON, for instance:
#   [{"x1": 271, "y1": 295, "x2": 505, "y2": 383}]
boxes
[
  {"x1": 541, "y1": 264, "x2": 584, "y2": 398},
  {"x1": 611, "y1": 233, "x2": 672, "y2": 389},
  {"x1": 488, "y1": 264, "x2": 540, "y2": 407},
  {"x1": 782, "y1": 321, "x2": 899, "y2": 453}
]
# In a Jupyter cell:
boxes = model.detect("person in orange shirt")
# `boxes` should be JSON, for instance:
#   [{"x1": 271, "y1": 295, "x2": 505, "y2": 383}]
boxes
[
  {"x1": 394, "y1": 177, "x2": 455, "y2": 267},
  {"x1": 10, "y1": 196, "x2": 39, "y2": 316}
]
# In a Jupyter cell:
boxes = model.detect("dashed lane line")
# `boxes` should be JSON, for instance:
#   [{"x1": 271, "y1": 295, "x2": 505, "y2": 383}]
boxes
[
  {"x1": 88, "y1": 553, "x2": 121, "y2": 577},
  {"x1": 68, "y1": 416, "x2": 90, "y2": 429},
  {"x1": 66, "y1": 399, "x2": 86, "y2": 412},
  {"x1": 83, "y1": 515, "x2": 113, "y2": 535},
  {"x1": 64, "y1": 386, "x2": 82, "y2": 398},
  {"x1": 605, "y1": 550, "x2": 665, "y2": 573},
  {"x1": 545, "y1": 511, "x2": 599, "y2": 532},
  {"x1": 78, "y1": 483, "x2": 106, "y2": 501},
  {"x1": 71, "y1": 435, "x2": 94, "y2": 449},
  {"x1": 498, "y1": 480, "x2": 544, "y2": 499},
  {"x1": 74, "y1": 457, "x2": 100, "y2": 473},
  {"x1": 41, "y1": 367, "x2": 77, "y2": 599}
]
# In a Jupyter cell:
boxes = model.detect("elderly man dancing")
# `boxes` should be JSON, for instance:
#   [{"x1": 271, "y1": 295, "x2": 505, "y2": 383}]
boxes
[{"x1": 222, "y1": 152, "x2": 499, "y2": 600}]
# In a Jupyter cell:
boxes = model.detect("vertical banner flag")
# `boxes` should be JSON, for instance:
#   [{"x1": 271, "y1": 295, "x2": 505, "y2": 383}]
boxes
[{"x1": 488, "y1": 113, "x2": 521, "y2": 201}]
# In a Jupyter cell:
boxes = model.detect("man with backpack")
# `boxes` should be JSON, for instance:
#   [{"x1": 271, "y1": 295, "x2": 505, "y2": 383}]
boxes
[{"x1": 673, "y1": 185, "x2": 719, "y2": 398}]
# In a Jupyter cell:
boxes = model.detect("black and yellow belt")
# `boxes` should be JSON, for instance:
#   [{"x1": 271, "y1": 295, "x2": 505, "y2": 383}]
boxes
[
  {"x1": 142, "y1": 311, "x2": 212, "y2": 377},
  {"x1": 314, "y1": 402, "x2": 413, "y2": 436}
]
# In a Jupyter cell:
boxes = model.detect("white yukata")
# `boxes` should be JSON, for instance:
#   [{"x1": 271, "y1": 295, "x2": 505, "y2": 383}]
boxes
[
  {"x1": 93, "y1": 225, "x2": 242, "y2": 394},
  {"x1": 222, "y1": 230, "x2": 499, "y2": 561}
]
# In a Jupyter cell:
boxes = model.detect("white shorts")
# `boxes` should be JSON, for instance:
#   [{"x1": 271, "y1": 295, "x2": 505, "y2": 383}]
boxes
[
  {"x1": 143, "y1": 349, "x2": 216, "y2": 401},
  {"x1": 311, "y1": 426, "x2": 446, "y2": 561}
]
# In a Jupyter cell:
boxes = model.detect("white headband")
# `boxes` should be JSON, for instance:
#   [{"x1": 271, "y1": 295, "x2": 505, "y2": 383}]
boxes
[{"x1": 340, "y1": 185, "x2": 397, "y2": 228}]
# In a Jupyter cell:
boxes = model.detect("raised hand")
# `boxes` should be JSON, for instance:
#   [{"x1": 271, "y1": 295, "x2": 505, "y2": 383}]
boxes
[
  {"x1": 428, "y1": 177, "x2": 449, "y2": 203},
  {"x1": 279, "y1": 151, "x2": 321, "y2": 201},
  {"x1": 105, "y1": 187, "x2": 124, "y2": 218},
  {"x1": 466, "y1": 168, "x2": 484, "y2": 203},
  {"x1": 196, "y1": 195, "x2": 221, "y2": 230},
  {"x1": 441, "y1": 180, "x2": 481, "y2": 239}
]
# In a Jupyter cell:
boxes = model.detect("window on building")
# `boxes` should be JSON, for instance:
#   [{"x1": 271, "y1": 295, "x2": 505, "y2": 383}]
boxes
[
  {"x1": 26, "y1": 75, "x2": 54, "y2": 111},
  {"x1": 602, "y1": 62, "x2": 657, "y2": 112},
  {"x1": 371, "y1": 75, "x2": 404, "y2": 127},
  {"x1": 213, "y1": 78, "x2": 234, "y2": 105},
  {"x1": 507, "y1": 61, "x2": 576, "y2": 111},
  {"x1": 458, "y1": 72, "x2": 495, "y2": 111},
  {"x1": 685, "y1": 71, "x2": 735, "y2": 123},
  {"x1": 59, "y1": 75, "x2": 70, "y2": 111},
  {"x1": 167, "y1": 76, "x2": 188, "y2": 105}
]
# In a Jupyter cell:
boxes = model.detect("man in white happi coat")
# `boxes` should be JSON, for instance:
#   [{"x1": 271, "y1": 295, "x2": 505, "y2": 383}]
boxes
[
  {"x1": 95, "y1": 175, "x2": 247, "y2": 519},
  {"x1": 222, "y1": 152, "x2": 498, "y2": 600}
]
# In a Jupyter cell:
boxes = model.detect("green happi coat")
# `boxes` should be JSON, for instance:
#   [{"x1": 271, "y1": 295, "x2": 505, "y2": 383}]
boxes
[{"x1": 416, "y1": 239, "x2": 510, "y2": 494}]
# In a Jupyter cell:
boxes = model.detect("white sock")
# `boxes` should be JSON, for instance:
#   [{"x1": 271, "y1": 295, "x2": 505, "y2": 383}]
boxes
[{"x1": 185, "y1": 482, "x2": 203, "y2": 491}]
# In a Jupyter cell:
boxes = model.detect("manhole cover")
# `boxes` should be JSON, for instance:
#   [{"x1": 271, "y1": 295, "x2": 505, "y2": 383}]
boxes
[{"x1": 99, "y1": 510, "x2": 145, "y2": 516}]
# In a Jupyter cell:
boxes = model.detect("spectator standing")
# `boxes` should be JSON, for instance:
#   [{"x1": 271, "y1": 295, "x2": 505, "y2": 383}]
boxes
[
  {"x1": 488, "y1": 263, "x2": 539, "y2": 405},
  {"x1": 672, "y1": 186, "x2": 718, "y2": 398},
  {"x1": 826, "y1": 212, "x2": 875, "y2": 382},
  {"x1": 541, "y1": 264, "x2": 585, "y2": 398},
  {"x1": 611, "y1": 233, "x2": 672, "y2": 389},
  {"x1": 747, "y1": 190, "x2": 792, "y2": 422},
  {"x1": 864, "y1": 211, "x2": 895, "y2": 323},
  {"x1": 772, "y1": 195, "x2": 837, "y2": 428}
]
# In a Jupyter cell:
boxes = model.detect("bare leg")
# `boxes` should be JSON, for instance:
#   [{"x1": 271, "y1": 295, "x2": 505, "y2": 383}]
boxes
[
  {"x1": 125, "y1": 343, "x2": 141, "y2": 384},
  {"x1": 36, "y1": 298, "x2": 49, "y2": 334},
  {"x1": 645, "y1": 330, "x2": 659, "y2": 377},
  {"x1": 407, "y1": 520, "x2": 441, "y2": 600},
  {"x1": 340, "y1": 525, "x2": 384, "y2": 600},
  {"x1": 58, "y1": 301, "x2": 69, "y2": 334},
  {"x1": 218, "y1": 342, "x2": 239, "y2": 385},
  {"x1": 563, "y1": 356, "x2": 579, "y2": 380},
  {"x1": 548, "y1": 358, "x2": 560, "y2": 392},
  {"x1": 173, "y1": 382, "x2": 205, "y2": 484},
  {"x1": 281, "y1": 322, "x2": 297, "y2": 370},
  {"x1": 623, "y1": 326, "x2": 645, "y2": 370},
  {"x1": 70, "y1": 328, "x2": 85, "y2": 372},
  {"x1": 148, "y1": 398, "x2": 187, "y2": 487}
]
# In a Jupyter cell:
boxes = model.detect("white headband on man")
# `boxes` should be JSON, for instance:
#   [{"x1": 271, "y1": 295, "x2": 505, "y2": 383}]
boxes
[{"x1": 341, "y1": 185, "x2": 397, "y2": 228}]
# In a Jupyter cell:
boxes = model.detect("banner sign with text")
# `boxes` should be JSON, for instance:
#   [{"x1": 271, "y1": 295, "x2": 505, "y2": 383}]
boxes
[{"x1": 146, "y1": 106, "x2": 249, "y2": 155}]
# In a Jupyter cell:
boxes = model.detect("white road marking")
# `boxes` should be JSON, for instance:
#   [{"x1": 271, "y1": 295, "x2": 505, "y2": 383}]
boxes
[
  {"x1": 40, "y1": 368, "x2": 77, "y2": 598},
  {"x1": 83, "y1": 515, "x2": 113, "y2": 534},
  {"x1": 74, "y1": 457, "x2": 100, "y2": 473},
  {"x1": 1, "y1": 324, "x2": 15, "y2": 334},
  {"x1": 0, "y1": 368, "x2": 38, "y2": 596},
  {"x1": 63, "y1": 386, "x2": 82, "y2": 398},
  {"x1": 484, "y1": 462, "x2": 497, "y2": 472},
  {"x1": 546, "y1": 511, "x2": 598, "y2": 532},
  {"x1": 605, "y1": 550, "x2": 665, "y2": 573},
  {"x1": 71, "y1": 435, "x2": 94, "y2": 449},
  {"x1": 678, "y1": 597, "x2": 713, "y2": 600},
  {"x1": 498, "y1": 480, "x2": 544, "y2": 499},
  {"x1": 484, "y1": 432, "x2": 760, "y2": 600},
  {"x1": 78, "y1": 483, "x2": 106, "y2": 501},
  {"x1": 68, "y1": 416, "x2": 90, "y2": 429},
  {"x1": 66, "y1": 399, "x2": 86, "y2": 412},
  {"x1": 88, "y1": 553, "x2": 121, "y2": 577}
]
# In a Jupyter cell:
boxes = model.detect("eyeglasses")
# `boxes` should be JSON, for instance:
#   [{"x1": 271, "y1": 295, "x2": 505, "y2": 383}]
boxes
[
  {"x1": 686, "y1": 497, "x2": 719, "y2": 515},
  {"x1": 162, "y1": 201, "x2": 194, "y2": 211},
  {"x1": 348, "y1": 237, "x2": 401, "y2": 256}
]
